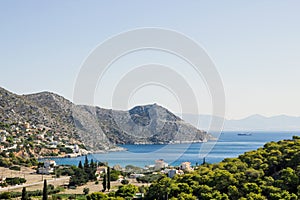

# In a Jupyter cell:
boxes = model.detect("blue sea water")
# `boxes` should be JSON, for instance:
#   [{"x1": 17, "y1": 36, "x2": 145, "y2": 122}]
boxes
[{"x1": 46, "y1": 132, "x2": 300, "y2": 168}]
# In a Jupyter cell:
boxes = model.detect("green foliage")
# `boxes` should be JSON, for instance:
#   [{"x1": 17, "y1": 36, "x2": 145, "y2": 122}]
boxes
[
  {"x1": 5, "y1": 177, "x2": 26, "y2": 185},
  {"x1": 68, "y1": 158, "x2": 97, "y2": 187},
  {"x1": 0, "y1": 186, "x2": 62, "y2": 199},
  {"x1": 145, "y1": 136, "x2": 300, "y2": 199},
  {"x1": 56, "y1": 166, "x2": 76, "y2": 176},
  {"x1": 121, "y1": 179, "x2": 129, "y2": 185},
  {"x1": 115, "y1": 184, "x2": 138, "y2": 198},
  {"x1": 9, "y1": 165, "x2": 21, "y2": 171},
  {"x1": 83, "y1": 187, "x2": 90, "y2": 195},
  {"x1": 136, "y1": 173, "x2": 163, "y2": 183},
  {"x1": 110, "y1": 169, "x2": 121, "y2": 181},
  {"x1": 0, "y1": 192, "x2": 11, "y2": 199},
  {"x1": 59, "y1": 147, "x2": 73, "y2": 154},
  {"x1": 0, "y1": 155, "x2": 37, "y2": 168},
  {"x1": 86, "y1": 192, "x2": 125, "y2": 200},
  {"x1": 86, "y1": 192, "x2": 107, "y2": 200},
  {"x1": 69, "y1": 167, "x2": 88, "y2": 186}
]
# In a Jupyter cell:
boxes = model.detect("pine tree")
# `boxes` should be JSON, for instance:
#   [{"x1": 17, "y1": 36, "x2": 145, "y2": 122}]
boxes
[
  {"x1": 21, "y1": 187, "x2": 28, "y2": 200},
  {"x1": 107, "y1": 167, "x2": 111, "y2": 191},
  {"x1": 42, "y1": 180, "x2": 48, "y2": 200},
  {"x1": 102, "y1": 174, "x2": 107, "y2": 192},
  {"x1": 78, "y1": 160, "x2": 83, "y2": 169}
]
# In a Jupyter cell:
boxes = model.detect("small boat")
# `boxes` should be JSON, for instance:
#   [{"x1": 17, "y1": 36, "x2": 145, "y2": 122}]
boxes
[{"x1": 237, "y1": 133, "x2": 252, "y2": 136}]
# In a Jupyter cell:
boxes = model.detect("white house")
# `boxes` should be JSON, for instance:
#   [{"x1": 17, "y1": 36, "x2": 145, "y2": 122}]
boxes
[
  {"x1": 180, "y1": 162, "x2": 192, "y2": 171},
  {"x1": 44, "y1": 160, "x2": 56, "y2": 168},
  {"x1": 154, "y1": 159, "x2": 168, "y2": 170},
  {"x1": 129, "y1": 174, "x2": 145, "y2": 179},
  {"x1": 38, "y1": 160, "x2": 56, "y2": 175},
  {"x1": 0, "y1": 135, "x2": 6, "y2": 143}
]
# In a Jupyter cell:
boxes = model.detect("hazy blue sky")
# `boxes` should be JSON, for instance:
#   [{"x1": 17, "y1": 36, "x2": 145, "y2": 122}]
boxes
[{"x1": 0, "y1": 1, "x2": 299, "y2": 119}]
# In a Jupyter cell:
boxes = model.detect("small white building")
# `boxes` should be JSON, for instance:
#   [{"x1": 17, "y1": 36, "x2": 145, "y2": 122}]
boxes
[
  {"x1": 168, "y1": 169, "x2": 177, "y2": 178},
  {"x1": 0, "y1": 135, "x2": 6, "y2": 143},
  {"x1": 74, "y1": 144, "x2": 80, "y2": 153},
  {"x1": 95, "y1": 166, "x2": 107, "y2": 180},
  {"x1": 129, "y1": 174, "x2": 145, "y2": 179},
  {"x1": 0, "y1": 176, "x2": 6, "y2": 184},
  {"x1": 44, "y1": 160, "x2": 56, "y2": 168},
  {"x1": 154, "y1": 159, "x2": 168, "y2": 170},
  {"x1": 38, "y1": 160, "x2": 56, "y2": 175},
  {"x1": 38, "y1": 167, "x2": 54, "y2": 175},
  {"x1": 181, "y1": 162, "x2": 192, "y2": 171}
]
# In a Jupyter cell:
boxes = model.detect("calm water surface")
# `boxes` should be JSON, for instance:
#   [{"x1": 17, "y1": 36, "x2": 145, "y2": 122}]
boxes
[{"x1": 45, "y1": 132, "x2": 300, "y2": 167}]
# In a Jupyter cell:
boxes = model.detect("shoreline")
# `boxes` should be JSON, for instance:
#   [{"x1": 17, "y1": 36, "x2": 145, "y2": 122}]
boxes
[{"x1": 37, "y1": 140, "x2": 212, "y2": 160}]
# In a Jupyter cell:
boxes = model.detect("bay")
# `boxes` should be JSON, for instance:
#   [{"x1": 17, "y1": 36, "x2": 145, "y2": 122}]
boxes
[{"x1": 46, "y1": 132, "x2": 300, "y2": 168}]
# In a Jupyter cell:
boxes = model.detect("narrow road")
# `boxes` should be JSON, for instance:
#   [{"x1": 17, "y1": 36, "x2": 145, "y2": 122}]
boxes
[{"x1": 0, "y1": 177, "x2": 69, "y2": 192}]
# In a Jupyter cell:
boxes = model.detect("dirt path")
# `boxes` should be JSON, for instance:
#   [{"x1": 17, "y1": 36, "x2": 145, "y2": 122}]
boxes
[{"x1": 0, "y1": 167, "x2": 69, "y2": 192}]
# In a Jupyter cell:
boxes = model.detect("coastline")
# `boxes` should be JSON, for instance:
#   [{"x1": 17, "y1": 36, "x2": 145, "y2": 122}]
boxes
[
  {"x1": 38, "y1": 139, "x2": 214, "y2": 160},
  {"x1": 37, "y1": 132, "x2": 300, "y2": 168}
]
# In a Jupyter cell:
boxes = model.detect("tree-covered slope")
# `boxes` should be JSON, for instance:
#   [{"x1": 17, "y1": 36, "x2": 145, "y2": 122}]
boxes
[{"x1": 146, "y1": 136, "x2": 300, "y2": 200}]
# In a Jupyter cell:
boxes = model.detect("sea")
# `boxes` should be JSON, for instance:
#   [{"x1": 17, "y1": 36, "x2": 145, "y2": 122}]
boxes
[{"x1": 45, "y1": 132, "x2": 300, "y2": 168}]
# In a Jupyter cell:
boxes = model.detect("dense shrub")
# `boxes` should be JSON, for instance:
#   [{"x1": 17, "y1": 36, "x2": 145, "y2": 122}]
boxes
[{"x1": 145, "y1": 137, "x2": 300, "y2": 199}]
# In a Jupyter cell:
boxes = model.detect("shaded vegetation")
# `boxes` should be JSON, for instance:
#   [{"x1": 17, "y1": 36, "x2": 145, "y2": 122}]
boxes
[{"x1": 68, "y1": 156, "x2": 97, "y2": 187}]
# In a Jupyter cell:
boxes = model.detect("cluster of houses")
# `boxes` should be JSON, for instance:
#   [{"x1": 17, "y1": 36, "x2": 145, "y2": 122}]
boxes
[
  {"x1": 145, "y1": 159, "x2": 192, "y2": 170},
  {"x1": 159, "y1": 160, "x2": 193, "y2": 178},
  {"x1": 0, "y1": 121, "x2": 89, "y2": 159},
  {"x1": 94, "y1": 159, "x2": 193, "y2": 182}
]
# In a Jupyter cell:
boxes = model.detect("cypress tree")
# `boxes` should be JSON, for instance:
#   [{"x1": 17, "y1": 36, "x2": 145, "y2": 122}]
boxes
[
  {"x1": 202, "y1": 157, "x2": 206, "y2": 165},
  {"x1": 83, "y1": 155, "x2": 90, "y2": 181},
  {"x1": 107, "y1": 167, "x2": 111, "y2": 191},
  {"x1": 78, "y1": 160, "x2": 83, "y2": 169},
  {"x1": 42, "y1": 180, "x2": 47, "y2": 200},
  {"x1": 84, "y1": 155, "x2": 89, "y2": 169},
  {"x1": 102, "y1": 174, "x2": 107, "y2": 192},
  {"x1": 21, "y1": 187, "x2": 28, "y2": 200}
]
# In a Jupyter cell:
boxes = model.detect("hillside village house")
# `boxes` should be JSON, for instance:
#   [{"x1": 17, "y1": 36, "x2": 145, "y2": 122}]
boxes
[
  {"x1": 129, "y1": 173, "x2": 145, "y2": 179},
  {"x1": 0, "y1": 176, "x2": 6, "y2": 185},
  {"x1": 95, "y1": 166, "x2": 107, "y2": 180},
  {"x1": 38, "y1": 160, "x2": 56, "y2": 175},
  {"x1": 0, "y1": 130, "x2": 7, "y2": 143},
  {"x1": 0, "y1": 135, "x2": 6, "y2": 143},
  {"x1": 154, "y1": 159, "x2": 168, "y2": 170},
  {"x1": 167, "y1": 169, "x2": 184, "y2": 178},
  {"x1": 180, "y1": 161, "x2": 192, "y2": 171}
]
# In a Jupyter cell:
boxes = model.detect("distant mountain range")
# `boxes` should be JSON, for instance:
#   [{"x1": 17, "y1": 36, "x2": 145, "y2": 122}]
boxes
[
  {"x1": 182, "y1": 114, "x2": 300, "y2": 132},
  {"x1": 0, "y1": 87, "x2": 210, "y2": 151}
]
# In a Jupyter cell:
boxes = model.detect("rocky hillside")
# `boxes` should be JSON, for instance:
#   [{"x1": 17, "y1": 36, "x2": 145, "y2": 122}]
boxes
[
  {"x1": 0, "y1": 87, "x2": 211, "y2": 151},
  {"x1": 0, "y1": 88, "x2": 80, "y2": 141},
  {"x1": 96, "y1": 104, "x2": 209, "y2": 144}
]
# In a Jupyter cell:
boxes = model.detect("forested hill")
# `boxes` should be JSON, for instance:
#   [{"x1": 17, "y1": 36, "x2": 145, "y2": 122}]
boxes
[{"x1": 146, "y1": 136, "x2": 300, "y2": 200}]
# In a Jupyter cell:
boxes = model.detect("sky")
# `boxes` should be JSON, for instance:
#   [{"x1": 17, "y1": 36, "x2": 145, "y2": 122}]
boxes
[{"x1": 0, "y1": 0, "x2": 300, "y2": 119}]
